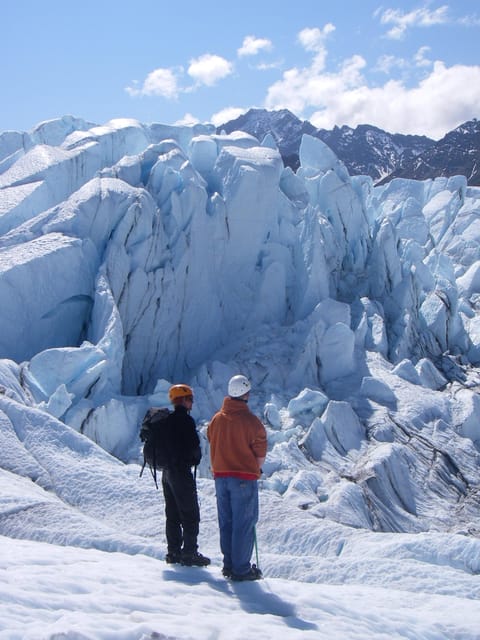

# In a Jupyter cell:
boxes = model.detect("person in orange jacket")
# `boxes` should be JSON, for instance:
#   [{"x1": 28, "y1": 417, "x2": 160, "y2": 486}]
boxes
[{"x1": 208, "y1": 375, "x2": 267, "y2": 581}]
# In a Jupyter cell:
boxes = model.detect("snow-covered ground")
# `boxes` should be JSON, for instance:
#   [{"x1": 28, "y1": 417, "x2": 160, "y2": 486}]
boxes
[
  {"x1": 2, "y1": 462, "x2": 480, "y2": 639},
  {"x1": 3, "y1": 532, "x2": 479, "y2": 640},
  {"x1": 1, "y1": 396, "x2": 480, "y2": 639}
]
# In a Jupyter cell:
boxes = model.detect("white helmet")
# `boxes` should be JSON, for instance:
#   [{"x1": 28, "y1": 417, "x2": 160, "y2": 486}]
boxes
[{"x1": 228, "y1": 375, "x2": 251, "y2": 398}]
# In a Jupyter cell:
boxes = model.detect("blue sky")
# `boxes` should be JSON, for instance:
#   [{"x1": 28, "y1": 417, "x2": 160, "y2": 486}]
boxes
[{"x1": 2, "y1": 0, "x2": 479, "y2": 138}]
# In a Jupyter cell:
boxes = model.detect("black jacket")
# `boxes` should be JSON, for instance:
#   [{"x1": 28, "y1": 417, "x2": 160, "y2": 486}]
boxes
[{"x1": 168, "y1": 405, "x2": 202, "y2": 468}]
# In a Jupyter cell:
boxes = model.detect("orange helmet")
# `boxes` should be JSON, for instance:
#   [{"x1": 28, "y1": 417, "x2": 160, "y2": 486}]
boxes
[{"x1": 168, "y1": 384, "x2": 194, "y2": 402}]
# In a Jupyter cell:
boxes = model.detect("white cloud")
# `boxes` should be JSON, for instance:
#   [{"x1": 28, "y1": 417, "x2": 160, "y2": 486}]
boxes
[
  {"x1": 174, "y1": 113, "x2": 200, "y2": 126},
  {"x1": 377, "y1": 5, "x2": 450, "y2": 40},
  {"x1": 125, "y1": 68, "x2": 179, "y2": 98},
  {"x1": 210, "y1": 107, "x2": 248, "y2": 127},
  {"x1": 256, "y1": 60, "x2": 284, "y2": 71},
  {"x1": 458, "y1": 13, "x2": 480, "y2": 26},
  {"x1": 264, "y1": 38, "x2": 480, "y2": 139},
  {"x1": 310, "y1": 62, "x2": 480, "y2": 138},
  {"x1": 188, "y1": 54, "x2": 233, "y2": 86},
  {"x1": 238, "y1": 36, "x2": 272, "y2": 57},
  {"x1": 414, "y1": 46, "x2": 433, "y2": 68},
  {"x1": 298, "y1": 24, "x2": 335, "y2": 52},
  {"x1": 374, "y1": 54, "x2": 407, "y2": 75},
  {"x1": 375, "y1": 47, "x2": 432, "y2": 75},
  {"x1": 265, "y1": 54, "x2": 366, "y2": 115},
  {"x1": 125, "y1": 54, "x2": 233, "y2": 102},
  {"x1": 297, "y1": 24, "x2": 335, "y2": 71}
]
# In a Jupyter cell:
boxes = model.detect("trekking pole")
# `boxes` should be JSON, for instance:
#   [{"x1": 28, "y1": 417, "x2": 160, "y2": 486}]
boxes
[{"x1": 254, "y1": 526, "x2": 260, "y2": 568}]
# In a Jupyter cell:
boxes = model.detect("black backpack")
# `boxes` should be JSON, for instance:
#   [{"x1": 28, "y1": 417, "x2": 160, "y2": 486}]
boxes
[{"x1": 139, "y1": 407, "x2": 173, "y2": 488}]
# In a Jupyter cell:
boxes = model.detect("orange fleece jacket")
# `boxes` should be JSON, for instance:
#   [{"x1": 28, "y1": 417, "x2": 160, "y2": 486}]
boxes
[{"x1": 208, "y1": 397, "x2": 267, "y2": 479}]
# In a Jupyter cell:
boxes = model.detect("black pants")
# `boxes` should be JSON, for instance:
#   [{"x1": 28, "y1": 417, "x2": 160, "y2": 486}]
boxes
[{"x1": 162, "y1": 467, "x2": 200, "y2": 556}]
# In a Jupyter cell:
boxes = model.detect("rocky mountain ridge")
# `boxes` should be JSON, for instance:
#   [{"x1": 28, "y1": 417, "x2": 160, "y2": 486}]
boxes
[{"x1": 218, "y1": 109, "x2": 480, "y2": 186}]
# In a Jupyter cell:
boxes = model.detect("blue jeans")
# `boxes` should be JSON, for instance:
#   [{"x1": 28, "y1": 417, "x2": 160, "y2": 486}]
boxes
[{"x1": 214, "y1": 476, "x2": 259, "y2": 576}]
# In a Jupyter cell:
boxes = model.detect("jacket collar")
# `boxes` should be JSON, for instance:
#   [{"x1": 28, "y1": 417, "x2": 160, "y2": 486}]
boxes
[
  {"x1": 174, "y1": 405, "x2": 189, "y2": 415},
  {"x1": 222, "y1": 396, "x2": 250, "y2": 413}
]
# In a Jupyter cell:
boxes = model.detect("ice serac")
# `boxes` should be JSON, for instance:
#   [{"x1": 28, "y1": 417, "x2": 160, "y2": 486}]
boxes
[
  {"x1": 297, "y1": 134, "x2": 371, "y2": 302},
  {"x1": 1, "y1": 115, "x2": 480, "y2": 535},
  {"x1": 301, "y1": 400, "x2": 365, "y2": 459},
  {"x1": 0, "y1": 232, "x2": 97, "y2": 361},
  {"x1": 0, "y1": 119, "x2": 149, "y2": 235}
]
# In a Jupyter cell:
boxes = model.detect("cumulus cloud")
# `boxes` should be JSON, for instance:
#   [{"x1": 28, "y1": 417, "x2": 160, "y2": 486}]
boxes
[
  {"x1": 238, "y1": 36, "x2": 273, "y2": 57},
  {"x1": 265, "y1": 30, "x2": 480, "y2": 139},
  {"x1": 126, "y1": 54, "x2": 233, "y2": 99},
  {"x1": 187, "y1": 54, "x2": 233, "y2": 86},
  {"x1": 297, "y1": 24, "x2": 335, "y2": 71},
  {"x1": 298, "y1": 24, "x2": 335, "y2": 51},
  {"x1": 125, "y1": 68, "x2": 180, "y2": 98},
  {"x1": 310, "y1": 62, "x2": 480, "y2": 138},
  {"x1": 265, "y1": 53, "x2": 366, "y2": 116},
  {"x1": 376, "y1": 5, "x2": 450, "y2": 39},
  {"x1": 127, "y1": 54, "x2": 234, "y2": 99}
]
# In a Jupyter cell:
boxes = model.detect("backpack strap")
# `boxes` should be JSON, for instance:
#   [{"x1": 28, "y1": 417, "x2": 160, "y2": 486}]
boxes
[
  {"x1": 139, "y1": 407, "x2": 171, "y2": 490},
  {"x1": 139, "y1": 433, "x2": 158, "y2": 489}
]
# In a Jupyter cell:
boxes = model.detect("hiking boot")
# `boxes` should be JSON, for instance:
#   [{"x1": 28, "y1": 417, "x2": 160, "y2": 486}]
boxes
[
  {"x1": 230, "y1": 564, "x2": 263, "y2": 582},
  {"x1": 180, "y1": 551, "x2": 211, "y2": 567},
  {"x1": 222, "y1": 566, "x2": 232, "y2": 579},
  {"x1": 165, "y1": 552, "x2": 181, "y2": 564}
]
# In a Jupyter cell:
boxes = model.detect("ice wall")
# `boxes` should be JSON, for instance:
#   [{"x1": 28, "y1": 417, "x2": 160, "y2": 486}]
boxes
[
  {"x1": 0, "y1": 119, "x2": 372, "y2": 395},
  {"x1": 1, "y1": 116, "x2": 480, "y2": 534}
]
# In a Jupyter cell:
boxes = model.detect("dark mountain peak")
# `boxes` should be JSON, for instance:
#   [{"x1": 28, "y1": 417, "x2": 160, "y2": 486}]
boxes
[
  {"x1": 451, "y1": 118, "x2": 479, "y2": 135},
  {"x1": 217, "y1": 110, "x2": 479, "y2": 186},
  {"x1": 437, "y1": 118, "x2": 480, "y2": 145},
  {"x1": 381, "y1": 118, "x2": 480, "y2": 185},
  {"x1": 218, "y1": 108, "x2": 314, "y2": 138},
  {"x1": 217, "y1": 109, "x2": 315, "y2": 171},
  {"x1": 218, "y1": 108, "x2": 298, "y2": 135}
]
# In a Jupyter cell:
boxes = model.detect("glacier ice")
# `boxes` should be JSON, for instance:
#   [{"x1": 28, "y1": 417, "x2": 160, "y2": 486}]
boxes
[{"x1": 1, "y1": 116, "x2": 480, "y2": 535}]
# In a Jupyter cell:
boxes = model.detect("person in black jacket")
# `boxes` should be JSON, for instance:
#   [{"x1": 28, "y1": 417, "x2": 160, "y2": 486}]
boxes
[{"x1": 162, "y1": 384, "x2": 210, "y2": 567}]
